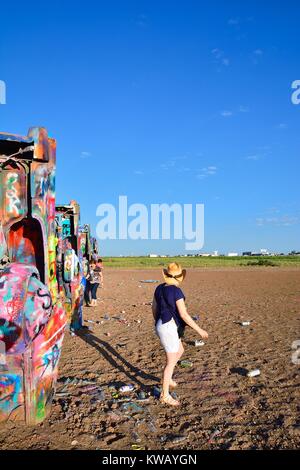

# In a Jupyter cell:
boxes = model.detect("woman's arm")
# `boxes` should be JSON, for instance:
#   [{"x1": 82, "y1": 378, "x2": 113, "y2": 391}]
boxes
[
  {"x1": 176, "y1": 298, "x2": 208, "y2": 339},
  {"x1": 152, "y1": 296, "x2": 158, "y2": 322}
]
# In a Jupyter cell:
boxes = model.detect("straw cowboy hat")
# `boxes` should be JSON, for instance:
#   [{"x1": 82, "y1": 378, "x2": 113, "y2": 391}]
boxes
[{"x1": 163, "y1": 262, "x2": 186, "y2": 286}]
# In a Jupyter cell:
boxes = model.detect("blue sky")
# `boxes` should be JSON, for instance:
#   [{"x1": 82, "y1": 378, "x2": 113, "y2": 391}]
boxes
[{"x1": 1, "y1": 0, "x2": 299, "y2": 255}]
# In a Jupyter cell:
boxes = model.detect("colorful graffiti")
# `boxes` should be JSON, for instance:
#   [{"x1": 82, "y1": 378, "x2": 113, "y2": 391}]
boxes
[
  {"x1": 0, "y1": 128, "x2": 99, "y2": 424},
  {"x1": 0, "y1": 128, "x2": 67, "y2": 424},
  {"x1": 79, "y1": 224, "x2": 92, "y2": 276},
  {"x1": 55, "y1": 201, "x2": 84, "y2": 331},
  {"x1": 79, "y1": 225, "x2": 99, "y2": 261},
  {"x1": 5, "y1": 172, "x2": 22, "y2": 216},
  {"x1": 0, "y1": 263, "x2": 66, "y2": 423}
]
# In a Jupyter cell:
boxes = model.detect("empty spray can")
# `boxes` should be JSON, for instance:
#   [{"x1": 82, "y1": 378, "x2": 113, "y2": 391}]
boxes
[{"x1": 247, "y1": 369, "x2": 261, "y2": 377}]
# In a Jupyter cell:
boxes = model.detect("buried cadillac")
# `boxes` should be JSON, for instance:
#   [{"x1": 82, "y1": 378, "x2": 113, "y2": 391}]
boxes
[
  {"x1": 0, "y1": 127, "x2": 67, "y2": 424},
  {"x1": 55, "y1": 202, "x2": 99, "y2": 331},
  {"x1": 55, "y1": 200, "x2": 84, "y2": 331}
]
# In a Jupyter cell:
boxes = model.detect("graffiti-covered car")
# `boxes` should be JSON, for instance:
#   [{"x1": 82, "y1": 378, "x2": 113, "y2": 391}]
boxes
[
  {"x1": 79, "y1": 223, "x2": 99, "y2": 272},
  {"x1": 55, "y1": 201, "x2": 84, "y2": 331},
  {"x1": 0, "y1": 127, "x2": 66, "y2": 424},
  {"x1": 79, "y1": 224, "x2": 92, "y2": 278},
  {"x1": 91, "y1": 235, "x2": 99, "y2": 262}
]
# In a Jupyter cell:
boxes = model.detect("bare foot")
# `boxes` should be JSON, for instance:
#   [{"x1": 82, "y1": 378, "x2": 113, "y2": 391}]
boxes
[{"x1": 160, "y1": 394, "x2": 180, "y2": 407}]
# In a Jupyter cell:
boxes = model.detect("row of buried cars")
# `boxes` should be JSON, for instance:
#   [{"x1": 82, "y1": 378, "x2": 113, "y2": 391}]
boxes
[{"x1": 0, "y1": 127, "x2": 99, "y2": 424}]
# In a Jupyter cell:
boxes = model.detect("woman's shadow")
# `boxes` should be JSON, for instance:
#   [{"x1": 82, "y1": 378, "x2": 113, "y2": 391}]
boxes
[{"x1": 77, "y1": 329, "x2": 160, "y2": 389}]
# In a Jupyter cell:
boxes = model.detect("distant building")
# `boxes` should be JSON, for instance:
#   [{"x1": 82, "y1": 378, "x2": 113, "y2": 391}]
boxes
[
  {"x1": 199, "y1": 253, "x2": 211, "y2": 257},
  {"x1": 242, "y1": 251, "x2": 252, "y2": 256},
  {"x1": 149, "y1": 254, "x2": 158, "y2": 258},
  {"x1": 227, "y1": 252, "x2": 239, "y2": 257}
]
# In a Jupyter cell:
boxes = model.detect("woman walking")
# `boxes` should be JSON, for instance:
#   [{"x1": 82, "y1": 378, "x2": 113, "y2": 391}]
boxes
[{"x1": 152, "y1": 262, "x2": 208, "y2": 406}]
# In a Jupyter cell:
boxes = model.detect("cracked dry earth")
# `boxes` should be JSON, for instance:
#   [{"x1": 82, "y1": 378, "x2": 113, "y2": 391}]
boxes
[{"x1": 0, "y1": 267, "x2": 299, "y2": 450}]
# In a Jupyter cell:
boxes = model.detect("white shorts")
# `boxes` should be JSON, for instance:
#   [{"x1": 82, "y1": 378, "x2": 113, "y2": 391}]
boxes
[{"x1": 156, "y1": 318, "x2": 180, "y2": 353}]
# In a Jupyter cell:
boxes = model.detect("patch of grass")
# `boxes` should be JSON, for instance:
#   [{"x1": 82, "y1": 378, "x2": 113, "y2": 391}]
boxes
[
  {"x1": 244, "y1": 258, "x2": 280, "y2": 267},
  {"x1": 101, "y1": 256, "x2": 300, "y2": 268}
]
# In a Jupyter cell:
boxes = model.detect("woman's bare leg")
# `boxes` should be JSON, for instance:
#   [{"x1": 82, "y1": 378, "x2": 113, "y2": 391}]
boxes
[
  {"x1": 162, "y1": 352, "x2": 177, "y2": 396},
  {"x1": 161, "y1": 353, "x2": 179, "y2": 405},
  {"x1": 169, "y1": 341, "x2": 184, "y2": 387},
  {"x1": 176, "y1": 340, "x2": 184, "y2": 361}
]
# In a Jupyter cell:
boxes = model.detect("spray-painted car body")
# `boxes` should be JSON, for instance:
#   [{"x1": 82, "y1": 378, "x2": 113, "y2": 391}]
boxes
[
  {"x1": 0, "y1": 127, "x2": 66, "y2": 424},
  {"x1": 79, "y1": 224, "x2": 92, "y2": 277},
  {"x1": 78, "y1": 223, "x2": 99, "y2": 272},
  {"x1": 55, "y1": 201, "x2": 84, "y2": 330},
  {"x1": 91, "y1": 235, "x2": 99, "y2": 262}
]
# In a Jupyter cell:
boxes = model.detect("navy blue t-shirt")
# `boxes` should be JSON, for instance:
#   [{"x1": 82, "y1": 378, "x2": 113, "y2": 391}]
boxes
[{"x1": 154, "y1": 283, "x2": 185, "y2": 328}]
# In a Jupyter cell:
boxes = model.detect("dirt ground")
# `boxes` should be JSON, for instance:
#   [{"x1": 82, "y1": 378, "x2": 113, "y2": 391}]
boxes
[{"x1": 1, "y1": 267, "x2": 299, "y2": 450}]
